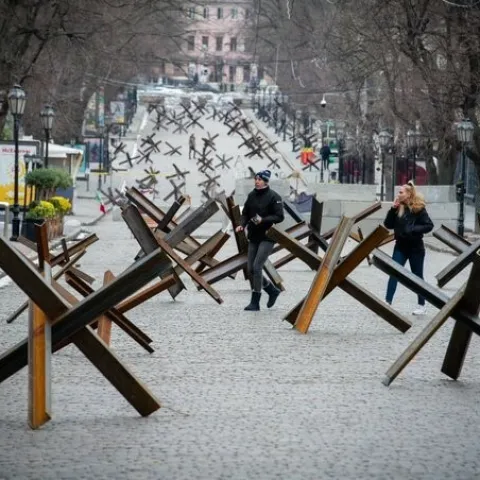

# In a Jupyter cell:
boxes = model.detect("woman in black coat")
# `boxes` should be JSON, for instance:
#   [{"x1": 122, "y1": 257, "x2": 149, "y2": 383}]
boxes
[
  {"x1": 384, "y1": 181, "x2": 434, "y2": 315},
  {"x1": 236, "y1": 169, "x2": 285, "y2": 311}
]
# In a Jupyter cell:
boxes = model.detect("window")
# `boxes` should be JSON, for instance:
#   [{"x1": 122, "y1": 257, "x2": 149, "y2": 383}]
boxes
[
  {"x1": 202, "y1": 36, "x2": 209, "y2": 50},
  {"x1": 231, "y1": 8, "x2": 238, "y2": 19},
  {"x1": 187, "y1": 36, "x2": 195, "y2": 51},
  {"x1": 230, "y1": 37, "x2": 237, "y2": 52},
  {"x1": 203, "y1": 7, "x2": 209, "y2": 18},
  {"x1": 229, "y1": 65, "x2": 237, "y2": 83},
  {"x1": 186, "y1": 7, "x2": 196, "y2": 18},
  {"x1": 243, "y1": 65, "x2": 250, "y2": 83},
  {"x1": 216, "y1": 36, "x2": 223, "y2": 51},
  {"x1": 217, "y1": 7, "x2": 223, "y2": 19}
]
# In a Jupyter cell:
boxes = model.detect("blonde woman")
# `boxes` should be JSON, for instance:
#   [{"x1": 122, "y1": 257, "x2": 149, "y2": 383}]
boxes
[{"x1": 384, "y1": 181, "x2": 434, "y2": 315}]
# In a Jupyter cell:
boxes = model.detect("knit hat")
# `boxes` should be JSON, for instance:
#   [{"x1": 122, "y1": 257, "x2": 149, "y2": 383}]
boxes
[{"x1": 255, "y1": 169, "x2": 271, "y2": 182}]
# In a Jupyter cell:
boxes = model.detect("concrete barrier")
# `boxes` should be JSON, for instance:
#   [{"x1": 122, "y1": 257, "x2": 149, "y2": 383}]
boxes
[{"x1": 395, "y1": 185, "x2": 456, "y2": 203}]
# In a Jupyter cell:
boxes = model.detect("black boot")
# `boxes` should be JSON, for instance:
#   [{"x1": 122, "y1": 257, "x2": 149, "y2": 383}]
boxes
[
  {"x1": 264, "y1": 283, "x2": 281, "y2": 308},
  {"x1": 244, "y1": 291, "x2": 261, "y2": 311}
]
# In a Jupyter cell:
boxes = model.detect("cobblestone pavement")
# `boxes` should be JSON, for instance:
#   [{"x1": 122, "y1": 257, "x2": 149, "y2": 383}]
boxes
[{"x1": 0, "y1": 212, "x2": 480, "y2": 480}]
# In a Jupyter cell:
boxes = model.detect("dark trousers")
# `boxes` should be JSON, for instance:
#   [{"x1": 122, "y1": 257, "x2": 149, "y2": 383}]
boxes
[
  {"x1": 322, "y1": 157, "x2": 329, "y2": 170},
  {"x1": 386, "y1": 245, "x2": 426, "y2": 305},
  {"x1": 189, "y1": 147, "x2": 195, "y2": 159},
  {"x1": 247, "y1": 240, "x2": 274, "y2": 292}
]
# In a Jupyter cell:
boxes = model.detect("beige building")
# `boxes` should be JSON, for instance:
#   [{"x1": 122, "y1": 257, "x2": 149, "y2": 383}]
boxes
[{"x1": 170, "y1": 1, "x2": 258, "y2": 87}]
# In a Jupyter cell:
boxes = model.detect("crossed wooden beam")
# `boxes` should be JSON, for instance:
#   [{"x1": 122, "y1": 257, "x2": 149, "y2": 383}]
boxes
[
  {"x1": 0, "y1": 236, "x2": 174, "y2": 429},
  {"x1": 432, "y1": 224, "x2": 480, "y2": 288},
  {"x1": 267, "y1": 220, "x2": 412, "y2": 334},
  {"x1": 373, "y1": 249, "x2": 480, "y2": 384},
  {"x1": 5, "y1": 231, "x2": 99, "y2": 324}
]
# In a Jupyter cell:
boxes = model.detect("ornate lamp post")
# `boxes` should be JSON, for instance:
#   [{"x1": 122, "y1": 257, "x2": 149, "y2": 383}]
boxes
[
  {"x1": 7, "y1": 84, "x2": 27, "y2": 241},
  {"x1": 456, "y1": 119, "x2": 475, "y2": 237},
  {"x1": 379, "y1": 130, "x2": 393, "y2": 201},
  {"x1": 282, "y1": 94, "x2": 288, "y2": 141},
  {"x1": 337, "y1": 127, "x2": 345, "y2": 184},
  {"x1": 406, "y1": 129, "x2": 425, "y2": 183},
  {"x1": 40, "y1": 104, "x2": 55, "y2": 168}
]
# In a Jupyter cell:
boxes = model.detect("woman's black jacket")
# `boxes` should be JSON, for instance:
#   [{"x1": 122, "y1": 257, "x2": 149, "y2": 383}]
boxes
[
  {"x1": 240, "y1": 187, "x2": 284, "y2": 243},
  {"x1": 384, "y1": 206, "x2": 434, "y2": 250}
]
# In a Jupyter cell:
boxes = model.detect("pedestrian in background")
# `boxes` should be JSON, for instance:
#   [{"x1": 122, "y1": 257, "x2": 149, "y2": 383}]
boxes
[
  {"x1": 384, "y1": 181, "x2": 434, "y2": 315},
  {"x1": 320, "y1": 143, "x2": 331, "y2": 171},
  {"x1": 189, "y1": 133, "x2": 196, "y2": 159},
  {"x1": 236, "y1": 169, "x2": 285, "y2": 311}
]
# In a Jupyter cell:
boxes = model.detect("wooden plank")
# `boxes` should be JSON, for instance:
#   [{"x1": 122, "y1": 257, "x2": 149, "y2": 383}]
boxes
[
  {"x1": 441, "y1": 253, "x2": 480, "y2": 380},
  {"x1": 227, "y1": 198, "x2": 249, "y2": 280},
  {"x1": 28, "y1": 301, "x2": 51, "y2": 429},
  {"x1": 308, "y1": 197, "x2": 323, "y2": 255},
  {"x1": 126, "y1": 187, "x2": 201, "y2": 250},
  {"x1": 154, "y1": 233, "x2": 223, "y2": 304},
  {"x1": 194, "y1": 231, "x2": 231, "y2": 276},
  {"x1": 435, "y1": 239, "x2": 480, "y2": 288},
  {"x1": 116, "y1": 275, "x2": 177, "y2": 313},
  {"x1": 263, "y1": 259, "x2": 285, "y2": 291},
  {"x1": 295, "y1": 216, "x2": 355, "y2": 334},
  {"x1": 163, "y1": 198, "x2": 219, "y2": 248},
  {"x1": 321, "y1": 202, "x2": 382, "y2": 240},
  {"x1": 270, "y1": 225, "x2": 410, "y2": 332},
  {"x1": 97, "y1": 271, "x2": 116, "y2": 345},
  {"x1": 357, "y1": 228, "x2": 372, "y2": 266},
  {"x1": 122, "y1": 204, "x2": 184, "y2": 299},
  {"x1": 64, "y1": 272, "x2": 154, "y2": 351},
  {"x1": 28, "y1": 222, "x2": 52, "y2": 430},
  {"x1": 0, "y1": 240, "x2": 172, "y2": 384},
  {"x1": 282, "y1": 200, "x2": 305, "y2": 224},
  {"x1": 372, "y1": 249, "x2": 480, "y2": 335},
  {"x1": 5, "y1": 250, "x2": 87, "y2": 324},
  {"x1": 383, "y1": 286, "x2": 466, "y2": 387},
  {"x1": 156, "y1": 196, "x2": 185, "y2": 231},
  {"x1": 18, "y1": 235, "x2": 37, "y2": 251},
  {"x1": 433, "y1": 224, "x2": 471, "y2": 254},
  {"x1": 67, "y1": 266, "x2": 96, "y2": 285},
  {"x1": 35, "y1": 223, "x2": 50, "y2": 271},
  {"x1": 49, "y1": 234, "x2": 99, "y2": 267},
  {"x1": 74, "y1": 327, "x2": 161, "y2": 416}
]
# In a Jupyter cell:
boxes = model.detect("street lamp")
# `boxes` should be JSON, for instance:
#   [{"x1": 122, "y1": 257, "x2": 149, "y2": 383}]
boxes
[
  {"x1": 379, "y1": 130, "x2": 393, "y2": 201},
  {"x1": 282, "y1": 94, "x2": 288, "y2": 141},
  {"x1": 98, "y1": 125, "x2": 105, "y2": 190},
  {"x1": 7, "y1": 84, "x2": 27, "y2": 241},
  {"x1": 40, "y1": 104, "x2": 55, "y2": 168},
  {"x1": 337, "y1": 127, "x2": 345, "y2": 184},
  {"x1": 406, "y1": 129, "x2": 425, "y2": 183},
  {"x1": 456, "y1": 118, "x2": 475, "y2": 237}
]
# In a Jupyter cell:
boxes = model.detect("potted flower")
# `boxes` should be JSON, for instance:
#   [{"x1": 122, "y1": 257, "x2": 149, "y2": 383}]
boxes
[
  {"x1": 48, "y1": 195, "x2": 72, "y2": 237},
  {"x1": 21, "y1": 200, "x2": 57, "y2": 242}
]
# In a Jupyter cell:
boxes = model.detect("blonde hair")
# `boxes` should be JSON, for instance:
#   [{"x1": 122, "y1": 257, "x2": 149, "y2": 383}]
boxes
[{"x1": 398, "y1": 181, "x2": 426, "y2": 216}]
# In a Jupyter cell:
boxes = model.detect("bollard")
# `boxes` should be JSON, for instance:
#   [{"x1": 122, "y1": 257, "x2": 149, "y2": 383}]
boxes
[{"x1": 0, "y1": 202, "x2": 10, "y2": 238}]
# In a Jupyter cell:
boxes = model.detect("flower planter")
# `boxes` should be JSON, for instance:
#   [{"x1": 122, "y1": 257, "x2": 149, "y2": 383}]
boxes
[
  {"x1": 21, "y1": 219, "x2": 44, "y2": 243},
  {"x1": 21, "y1": 216, "x2": 64, "y2": 242}
]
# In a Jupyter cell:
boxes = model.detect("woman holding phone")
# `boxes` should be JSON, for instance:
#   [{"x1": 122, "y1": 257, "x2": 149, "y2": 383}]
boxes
[
  {"x1": 384, "y1": 181, "x2": 434, "y2": 315},
  {"x1": 236, "y1": 169, "x2": 285, "y2": 311}
]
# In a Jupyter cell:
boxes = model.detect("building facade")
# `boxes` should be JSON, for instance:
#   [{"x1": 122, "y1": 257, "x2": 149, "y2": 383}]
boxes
[{"x1": 179, "y1": 1, "x2": 257, "y2": 87}]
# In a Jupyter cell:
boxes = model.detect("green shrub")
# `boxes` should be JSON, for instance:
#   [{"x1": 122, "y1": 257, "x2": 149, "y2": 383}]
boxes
[{"x1": 25, "y1": 168, "x2": 73, "y2": 190}]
